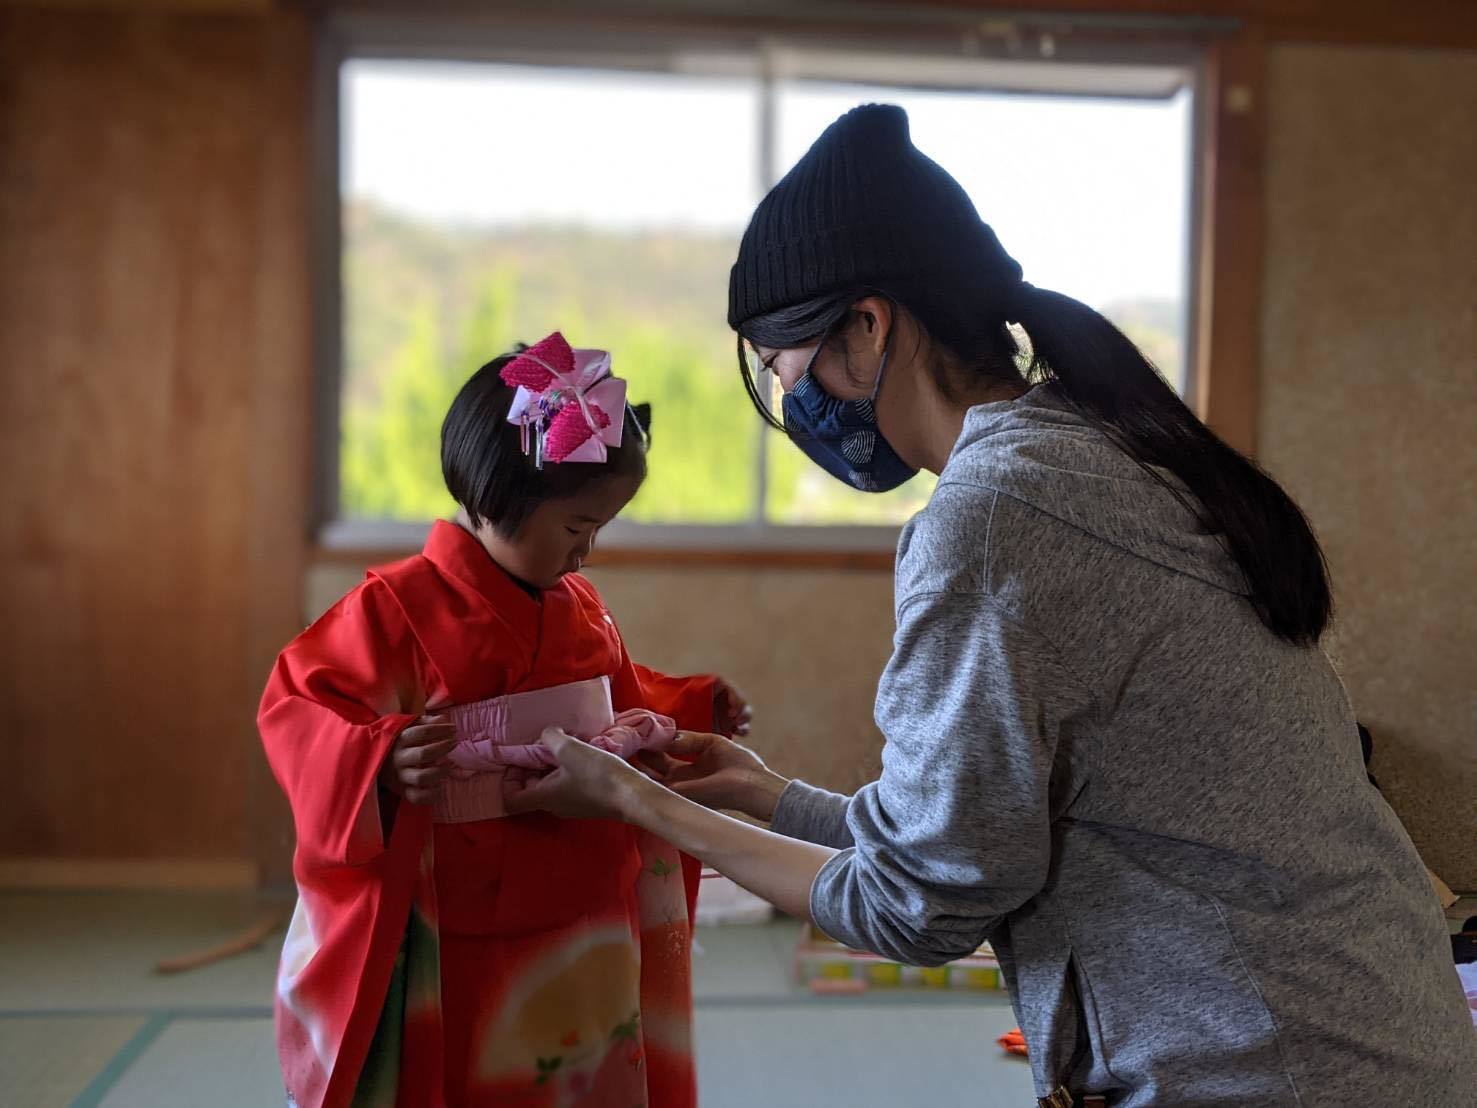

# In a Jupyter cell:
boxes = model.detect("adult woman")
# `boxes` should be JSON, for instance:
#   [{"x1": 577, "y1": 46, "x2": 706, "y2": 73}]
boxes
[{"x1": 508, "y1": 105, "x2": 1476, "y2": 1106}]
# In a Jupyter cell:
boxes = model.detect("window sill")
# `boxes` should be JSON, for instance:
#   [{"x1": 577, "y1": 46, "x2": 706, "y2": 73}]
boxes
[{"x1": 314, "y1": 519, "x2": 899, "y2": 572}]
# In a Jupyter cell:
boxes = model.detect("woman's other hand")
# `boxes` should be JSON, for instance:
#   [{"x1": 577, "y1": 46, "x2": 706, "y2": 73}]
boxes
[
  {"x1": 712, "y1": 678, "x2": 753, "y2": 738},
  {"x1": 637, "y1": 731, "x2": 789, "y2": 822}
]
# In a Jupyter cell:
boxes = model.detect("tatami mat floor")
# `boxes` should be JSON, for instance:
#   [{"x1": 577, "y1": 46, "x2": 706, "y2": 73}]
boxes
[{"x1": 0, "y1": 891, "x2": 1035, "y2": 1108}]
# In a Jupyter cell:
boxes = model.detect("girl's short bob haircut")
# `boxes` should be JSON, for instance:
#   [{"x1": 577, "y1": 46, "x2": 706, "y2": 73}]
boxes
[{"x1": 441, "y1": 346, "x2": 651, "y2": 538}]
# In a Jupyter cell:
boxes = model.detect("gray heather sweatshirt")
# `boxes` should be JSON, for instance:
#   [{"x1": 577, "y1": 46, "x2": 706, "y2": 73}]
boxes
[{"x1": 773, "y1": 386, "x2": 1476, "y2": 1106}]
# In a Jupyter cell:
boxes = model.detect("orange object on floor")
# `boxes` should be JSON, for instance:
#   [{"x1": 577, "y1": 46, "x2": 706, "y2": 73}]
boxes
[{"x1": 998, "y1": 1027, "x2": 1029, "y2": 1057}]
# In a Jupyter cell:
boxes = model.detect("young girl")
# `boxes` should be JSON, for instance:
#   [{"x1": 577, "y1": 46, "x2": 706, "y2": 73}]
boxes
[{"x1": 260, "y1": 333, "x2": 749, "y2": 1108}]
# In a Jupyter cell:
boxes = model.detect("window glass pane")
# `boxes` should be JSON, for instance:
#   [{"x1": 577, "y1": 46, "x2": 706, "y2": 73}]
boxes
[
  {"x1": 340, "y1": 60, "x2": 760, "y2": 524},
  {"x1": 767, "y1": 79, "x2": 1192, "y2": 526}
]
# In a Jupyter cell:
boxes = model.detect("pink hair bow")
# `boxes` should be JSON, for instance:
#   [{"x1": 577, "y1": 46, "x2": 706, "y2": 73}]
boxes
[{"x1": 501, "y1": 331, "x2": 628, "y2": 465}]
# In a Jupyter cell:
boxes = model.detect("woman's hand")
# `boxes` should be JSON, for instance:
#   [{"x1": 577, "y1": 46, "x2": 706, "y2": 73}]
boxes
[
  {"x1": 637, "y1": 731, "x2": 789, "y2": 822},
  {"x1": 506, "y1": 728, "x2": 832, "y2": 923},
  {"x1": 503, "y1": 728, "x2": 650, "y2": 821},
  {"x1": 379, "y1": 715, "x2": 458, "y2": 805},
  {"x1": 712, "y1": 678, "x2": 753, "y2": 738}
]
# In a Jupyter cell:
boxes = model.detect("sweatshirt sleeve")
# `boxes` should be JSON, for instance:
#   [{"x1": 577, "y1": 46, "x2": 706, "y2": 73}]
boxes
[
  {"x1": 808, "y1": 588, "x2": 1093, "y2": 967},
  {"x1": 771, "y1": 780, "x2": 855, "y2": 849},
  {"x1": 257, "y1": 579, "x2": 434, "y2": 872}
]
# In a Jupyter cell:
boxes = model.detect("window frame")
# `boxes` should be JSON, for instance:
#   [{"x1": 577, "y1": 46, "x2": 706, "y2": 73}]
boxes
[{"x1": 312, "y1": 10, "x2": 1221, "y2": 560}]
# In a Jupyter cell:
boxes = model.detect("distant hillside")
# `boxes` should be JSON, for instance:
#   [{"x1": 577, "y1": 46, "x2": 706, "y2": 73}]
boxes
[
  {"x1": 344, "y1": 200, "x2": 741, "y2": 408},
  {"x1": 345, "y1": 199, "x2": 1184, "y2": 402}
]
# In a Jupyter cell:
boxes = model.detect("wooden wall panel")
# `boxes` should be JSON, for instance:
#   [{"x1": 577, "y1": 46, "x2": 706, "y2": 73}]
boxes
[{"x1": 0, "y1": 9, "x2": 311, "y2": 874}]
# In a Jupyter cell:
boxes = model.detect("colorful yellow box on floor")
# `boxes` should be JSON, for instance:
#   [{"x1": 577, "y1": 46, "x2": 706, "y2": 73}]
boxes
[{"x1": 794, "y1": 924, "x2": 1003, "y2": 994}]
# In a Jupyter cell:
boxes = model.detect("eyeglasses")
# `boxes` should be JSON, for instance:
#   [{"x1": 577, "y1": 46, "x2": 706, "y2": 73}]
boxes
[
  {"x1": 738, "y1": 337, "x2": 786, "y2": 431},
  {"x1": 736, "y1": 322, "x2": 836, "y2": 433}
]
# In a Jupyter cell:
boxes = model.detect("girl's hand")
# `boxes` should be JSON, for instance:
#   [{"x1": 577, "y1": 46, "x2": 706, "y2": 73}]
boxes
[
  {"x1": 636, "y1": 731, "x2": 789, "y2": 822},
  {"x1": 503, "y1": 728, "x2": 647, "y2": 821},
  {"x1": 378, "y1": 715, "x2": 458, "y2": 805},
  {"x1": 713, "y1": 678, "x2": 753, "y2": 738}
]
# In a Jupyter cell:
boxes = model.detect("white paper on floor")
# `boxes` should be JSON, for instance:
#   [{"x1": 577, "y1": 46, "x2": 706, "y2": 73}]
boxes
[{"x1": 695, "y1": 872, "x2": 775, "y2": 926}]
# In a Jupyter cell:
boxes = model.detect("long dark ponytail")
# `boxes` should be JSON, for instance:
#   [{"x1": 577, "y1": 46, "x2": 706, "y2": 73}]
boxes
[
  {"x1": 1007, "y1": 284, "x2": 1330, "y2": 644},
  {"x1": 738, "y1": 285, "x2": 1332, "y2": 645}
]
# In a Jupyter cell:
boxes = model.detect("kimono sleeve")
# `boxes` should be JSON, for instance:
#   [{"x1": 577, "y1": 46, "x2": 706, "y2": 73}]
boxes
[
  {"x1": 258, "y1": 578, "x2": 433, "y2": 871},
  {"x1": 618, "y1": 661, "x2": 716, "y2": 734}
]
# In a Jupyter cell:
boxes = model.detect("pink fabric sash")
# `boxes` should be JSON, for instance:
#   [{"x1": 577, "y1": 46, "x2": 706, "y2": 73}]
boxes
[{"x1": 432, "y1": 676, "x2": 677, "y2": 823}]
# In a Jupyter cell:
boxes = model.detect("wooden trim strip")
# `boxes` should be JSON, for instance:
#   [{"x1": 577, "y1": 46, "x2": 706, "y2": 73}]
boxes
[
  {"x1": 1193, "y1": 26, "x2": 1265, "y2": 458},
  {"x1": 310, "y1": 545, "x2": 895, "y2": 572},
  {"x1": 922, "y1": 1, "x2": 1477, "y2": 50},
  {"x1": 587, "y1": 547, "x2": 894, "y2": 572},
  {"x1": 0, "y1": 858, "x2": 260, "y2": 891}
]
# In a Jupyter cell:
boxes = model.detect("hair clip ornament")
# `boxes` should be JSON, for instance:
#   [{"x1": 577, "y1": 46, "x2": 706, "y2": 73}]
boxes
[{"x1": 501, "y1": 332, "x2": 628, "y2": 466}]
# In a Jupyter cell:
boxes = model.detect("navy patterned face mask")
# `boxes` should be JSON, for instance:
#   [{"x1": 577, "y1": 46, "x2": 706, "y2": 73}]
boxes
[{"x1": 780, "y1": 339, "x2": 919, "y2": 493}]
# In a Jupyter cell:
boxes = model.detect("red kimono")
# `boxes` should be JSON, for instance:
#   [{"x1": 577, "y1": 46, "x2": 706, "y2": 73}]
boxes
[{"x1": 260, "y1": 521, "x2": 714, "y2": 1108}]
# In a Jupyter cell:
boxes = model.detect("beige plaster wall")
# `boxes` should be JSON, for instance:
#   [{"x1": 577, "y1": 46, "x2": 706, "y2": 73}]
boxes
[{"x1": 1259, "y1": 44, "x2": 1477, "y2": 887}]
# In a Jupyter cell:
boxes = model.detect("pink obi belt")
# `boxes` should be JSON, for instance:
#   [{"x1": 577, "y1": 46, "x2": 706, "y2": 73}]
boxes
[{"x1": 432, "y1": 676, "x2": 676, "y2": 824}]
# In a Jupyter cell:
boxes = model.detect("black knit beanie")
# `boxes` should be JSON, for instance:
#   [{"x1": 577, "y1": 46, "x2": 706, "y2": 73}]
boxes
[{"x1": 728, "y1": 103, "x2": 1024, "y2": 331}]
